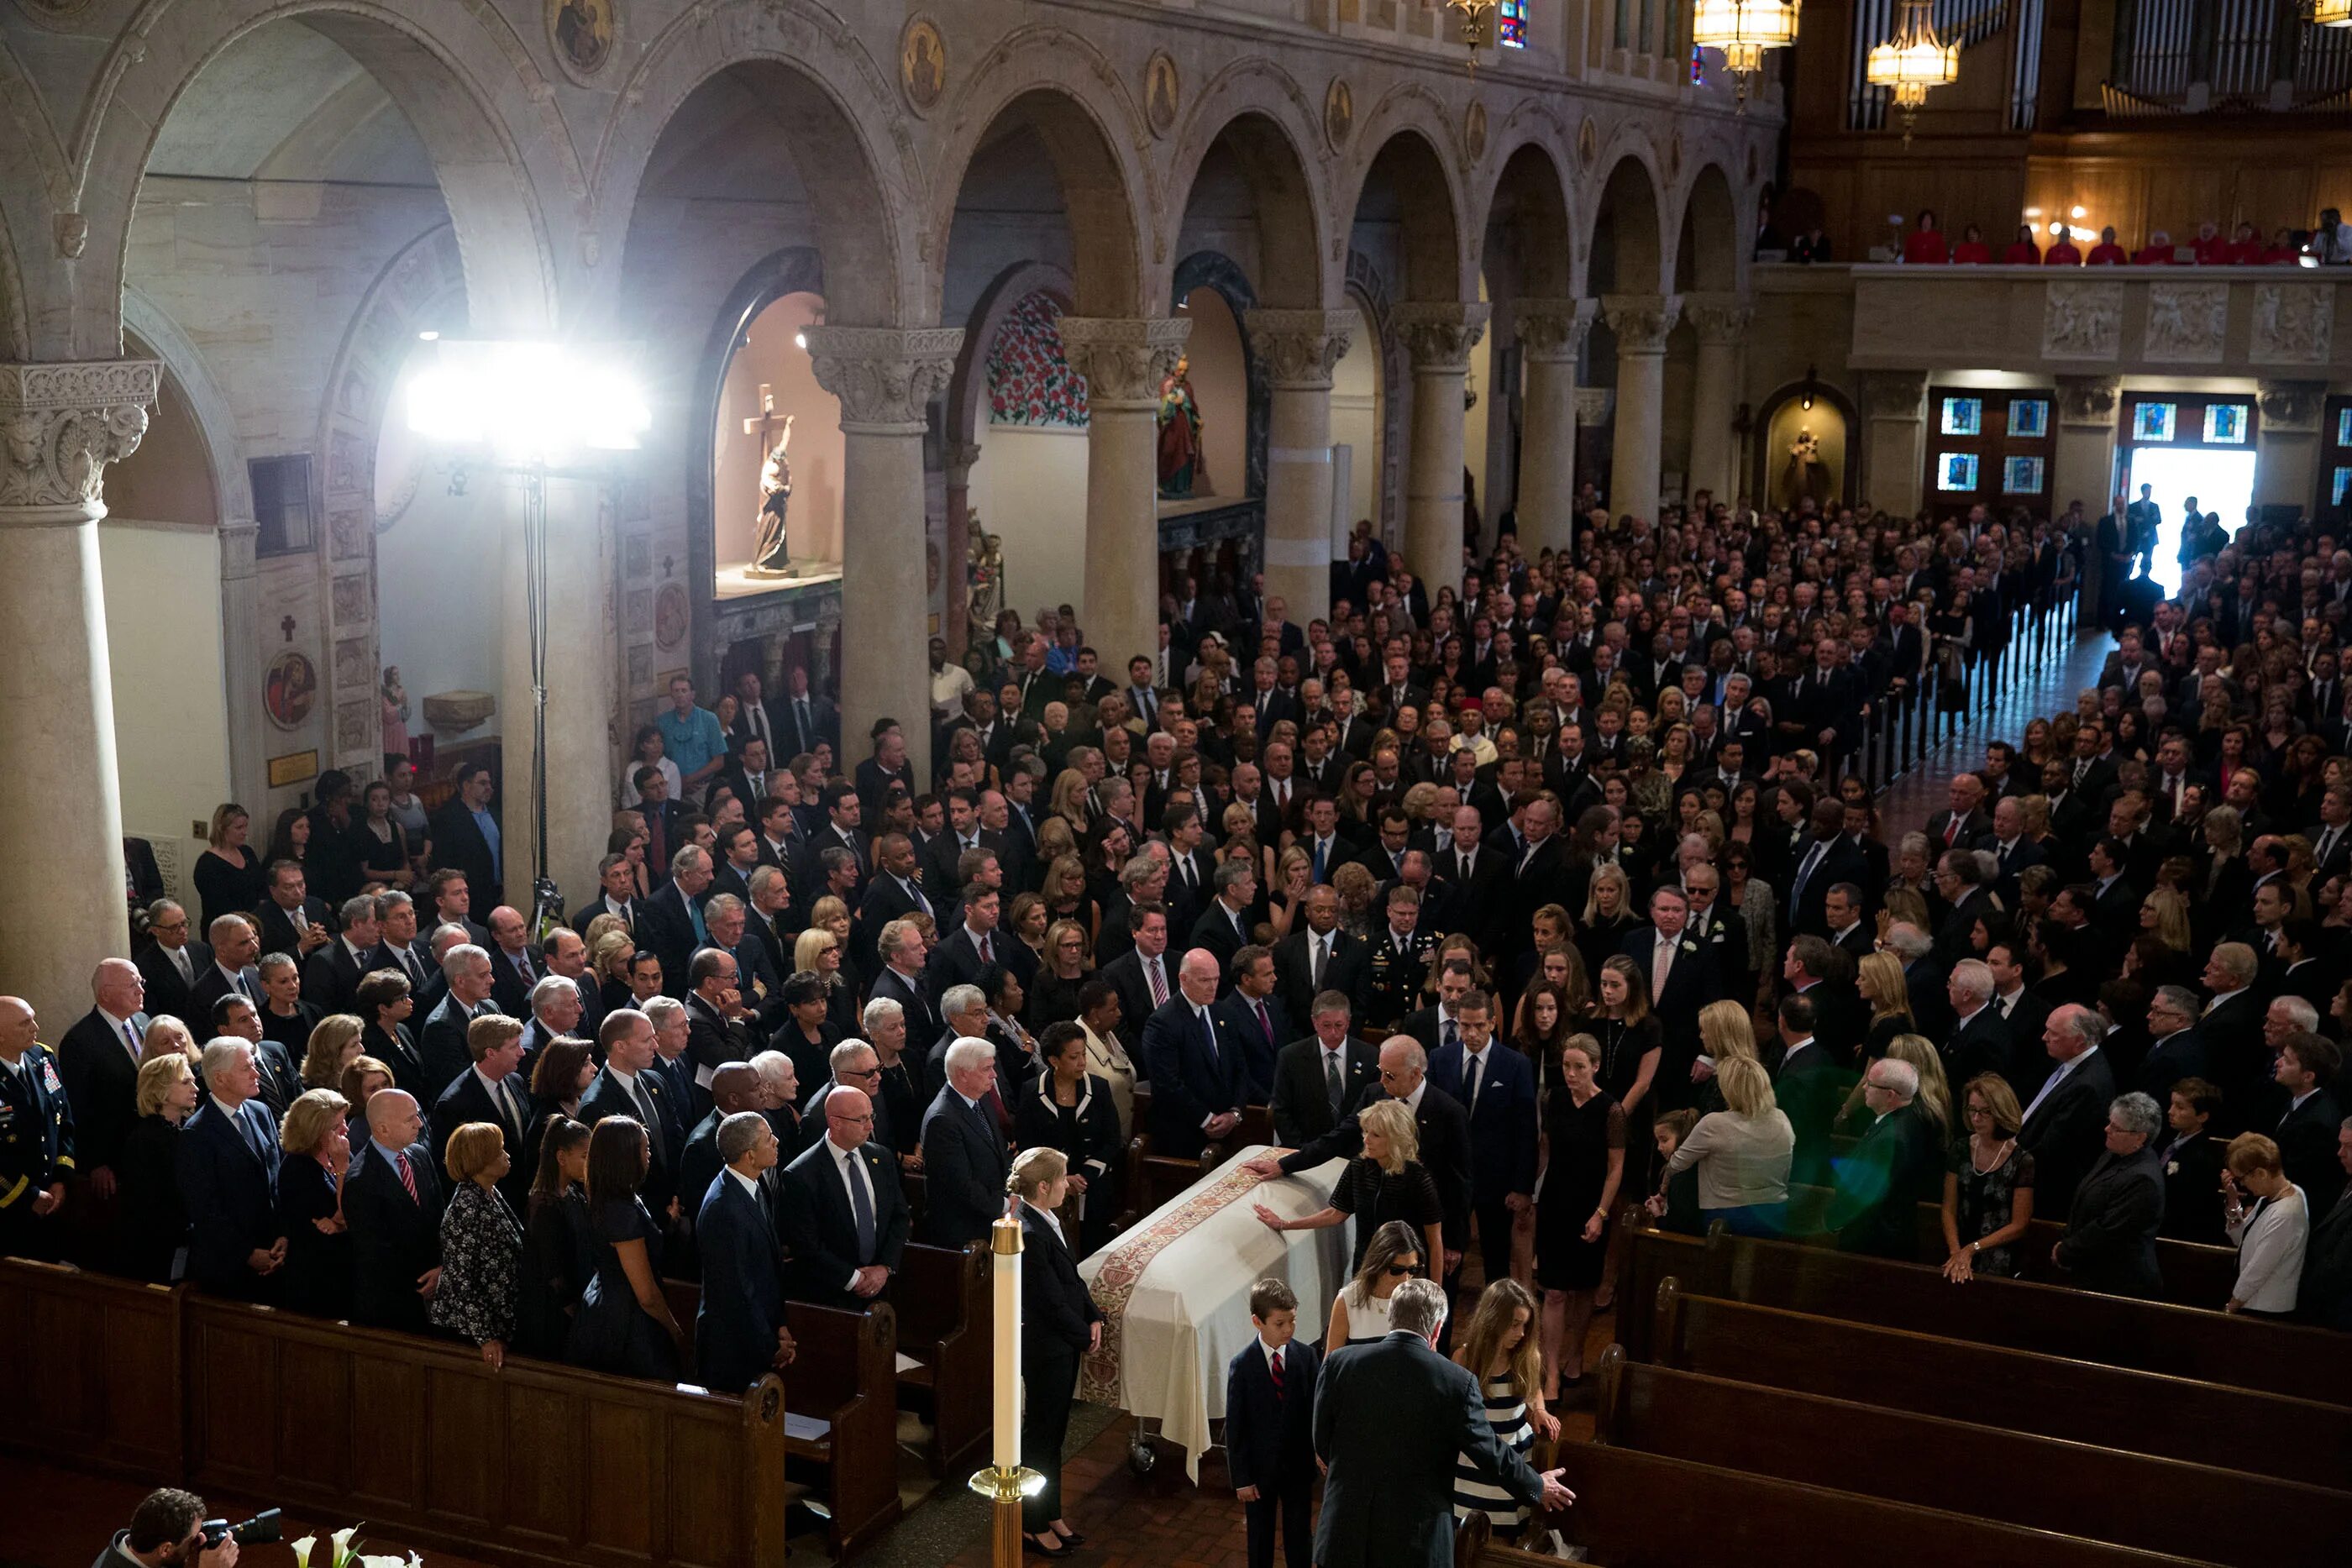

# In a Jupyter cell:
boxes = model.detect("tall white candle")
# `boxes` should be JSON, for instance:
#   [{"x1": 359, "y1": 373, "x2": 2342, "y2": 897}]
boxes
[{"x1": 993, "y1": 1214, "x2": 1022, "y2": 1474}]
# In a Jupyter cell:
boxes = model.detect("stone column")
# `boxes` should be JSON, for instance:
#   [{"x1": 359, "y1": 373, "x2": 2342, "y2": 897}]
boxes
[
  {"x1": 501, "y1": 473, "x2": 617, "y2": 905},
  {"x1": 1059, "y1": 317, "x2": 1191, "y2": 676},
  {"x1": 1393, "y1": 301, "x2": 1490, "y2": 585},
  {"x1": 806, "y1": 326, "x2": 963, "y2": 789},
  {"x1": 1513, "y1": 298, "x2": 1597, "y2": 557},
  {"x1": 1601, "y1": 294, "x2": 1681, "y2": 524},
  {"x1": 0, "y1": 359, "x2": 157, "y2": 1028},
  {"x1": 2054, "y1": 375, "x2": 2121, "y2": 621},
  {"x1": 942, "y1": 439, "x2": 982, "y2": 655},
  {"x1": 1246, "y1": 309, "x2": 1356, "y2": 626},
  {"x1": 218, "y1": 519, "x2": 267, "y2": 809},
  {"x1": 1861, "y1": 371, "x2": 1930, "y2": 520},
  {"x1": 1682, "y1": 296, "x2": 1751, "y2": 507},
  {"x1": 2255, "y1": 380, "x2": 2326, "y2": 512}
]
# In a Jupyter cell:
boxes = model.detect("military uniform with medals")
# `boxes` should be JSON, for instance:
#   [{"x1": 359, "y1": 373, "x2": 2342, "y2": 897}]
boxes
[{"x1": 0, "y1": 1043, "x2": 77, "y2": 1261}]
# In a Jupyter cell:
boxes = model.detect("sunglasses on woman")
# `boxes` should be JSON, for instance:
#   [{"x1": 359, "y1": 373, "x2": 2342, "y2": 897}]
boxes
[{"x1": 1384, "y1": 1263, "x2": 1419, "y2": 1277}]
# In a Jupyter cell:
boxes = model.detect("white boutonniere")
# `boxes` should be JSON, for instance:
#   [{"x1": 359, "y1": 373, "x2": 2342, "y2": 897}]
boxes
[{"x1": 1681, "y1": 940, "x2": 1699, "y2": 955}]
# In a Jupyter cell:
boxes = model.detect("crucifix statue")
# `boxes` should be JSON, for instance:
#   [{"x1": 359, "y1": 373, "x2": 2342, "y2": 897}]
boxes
[{"x1": 743, "y1": 383, "x2": 795, "y2": 578}]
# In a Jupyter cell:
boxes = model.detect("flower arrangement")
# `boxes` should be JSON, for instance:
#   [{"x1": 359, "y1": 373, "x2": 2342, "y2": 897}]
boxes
[
  {"x1": 289, "y1": 1525, "x2": 420, "y2": 1568},
  {"x1": 985, "y1": 291, "x2": 1089, "y2": 428}
]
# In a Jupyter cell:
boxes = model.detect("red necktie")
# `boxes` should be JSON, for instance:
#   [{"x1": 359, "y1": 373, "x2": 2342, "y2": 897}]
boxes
[
  {"x1": 396, "y1": 1149, "x2": 418, "y2": 1204},
  {"x1": 1147, "y1": 959, "x2": 1168, "y2": 1008},
  {"x1": 1256, "y1": 1001, "x2": 1273, "y2": 1045},
  {"x1": 1945, "y1": 817, "x2": 1959, "y2": 847},
  {"x1": 1270, "y1": 1348, "x2": 1285, "y2": 1399}
]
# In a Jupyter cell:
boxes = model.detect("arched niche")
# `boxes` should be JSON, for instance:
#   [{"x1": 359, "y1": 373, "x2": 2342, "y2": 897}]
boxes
[{"x1": 1752, "y1": 380, "x2": 1859, "y2": 512}]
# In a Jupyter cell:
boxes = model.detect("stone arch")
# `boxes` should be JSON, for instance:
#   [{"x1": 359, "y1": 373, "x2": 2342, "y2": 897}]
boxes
[
  {"x1": 1346, "y1": 249, "x2": 1409, "y2": 540},
  {"x1": 596, "y1": 1, "x2": 923, "y2": 330},
  {"x1": 1481, "y1": 139, "x2": 1578, "y2": 300},
  {"x1": 0, "y1": 203, "x2": 29, "y2": 366},
  {"x1": 76, "y1": 0, "x2": 564, "y2": 354},
  {"x1": 1163, "y1": 65, "x2": 1333, "y2": 310},
  {"x1": 1675, "y1": 162, "x2": 1743, "y2": 294},
  {"x1": 945, "y1": 261, "x2": 1079, "y2": 454},
  {"x1": 1588, "y1": 149, "x2": 1669, "y2": 296},
  {"x1": 932, "y1": 32, "x2": 1157, "y2": 318},
  {"x1": 1172, "y1": 250, "x2": 1268, "y2": 501},
  {"x1": 120, "y1": 289, "x2": 255, "y2": 527},
  {"x1": 1343, "y1": 91, "x2": 1472, "y2": 303}
]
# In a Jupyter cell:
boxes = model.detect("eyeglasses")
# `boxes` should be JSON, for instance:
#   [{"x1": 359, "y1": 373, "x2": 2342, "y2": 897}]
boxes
[{"x1": 1383, "y1": 1263, "x2": 1419, "y2": 1277}]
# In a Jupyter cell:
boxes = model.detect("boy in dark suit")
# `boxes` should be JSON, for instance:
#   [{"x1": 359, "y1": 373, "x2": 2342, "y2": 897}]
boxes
[{"x1": 1225, "y1": 1279, "x2": 1319, "y2": 1568}]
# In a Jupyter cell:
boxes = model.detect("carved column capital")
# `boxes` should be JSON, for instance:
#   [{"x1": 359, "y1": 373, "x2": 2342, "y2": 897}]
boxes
[
  {"x1": 1862, "y1": 370, "x2": 1929, "y2": 420},
  {"x1": 1245, "y1": 308, "x2": 1356, "y2": 391},
  {"x1": 1393, "y1": 301, "x2": 1491, "y2": 373},
  {"x1": 2257, "y1": 380, "x2": 2327, "y2": 433},
  {"x1": 2055, "y1": 375, "x2": 2122, "y2": 427},
  {"x1": 219, "y1": 518, "x2": 260, "y2": 580},
  {"x1": 801, "y1": 327, "x2": 964, "y2": 432},
  {"x1": 1600, "y1": 294, "x2": 1683, "y2": 354},
  {"x1": 942, "y1": 441, "x2": 984, "y2": 481},
  {"x1": 1058, "y1": 316, "x2": 1192, "y2": 405},
  {"x1": 1680, "y1": 293, "x2": 1754, "y2": 349},
  {"x1": 1514, "y1": 297, "x2": 1599, "y2": 364},
  {"x1": 0, "y1": 359, "x2": 161, "y2": 525}
]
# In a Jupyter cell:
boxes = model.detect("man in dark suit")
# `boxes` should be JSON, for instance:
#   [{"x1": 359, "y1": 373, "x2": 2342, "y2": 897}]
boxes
[
  {"x1": 1272, "y1": 886, "x2": 1367, "y2": 1028},
  {"x1": 1100, "y1": 904, "x2": 1177, "y2": 1049},
  {"x1": 778, "y1": 1086, "x2": 910, "y2": 1307},
  {"x1": 1432, "y1": 805, "x2": 1511, "y2": 959},
  {"x1": 1620, "y1": 887, "x2": 1720, "y2": 1105},
  {"x1": 638, "y1": 846, "x2": 717, "y2": 998},
  {"x1": 1268, "y1": 994, "x2": 1381, "y2": 1147},
  {"x1": 2019, "y1": 1004, "x2": 2121, "y2": 1214},
  {"x1": 426, "y1": 762, "x2": 503, "y2": 911},
  {"x1": 856, "y1": 833, "x2": 937, "y2": 974},
  {"x1": 772, "y1": 665, "x2": 837, "y2": 761},
  {"x1": 134, "y1": 899, "x2": 211, "y2": 1025},
  {"x1": 2050, "y1": 1093, "x2": 2167, "y2": 1298},
  {"x1": 1772, "y1": 994, "x2": 1851, "y2": 1188},
  {"x1": 1923, "y1": 774, "x2": 1992, "y2": 859},
  {"x1": 869, "y1": 917, "x2": 942, "y2": 1062},
  {"x1": 1212, "y1": 946, "x2": 1292, "y2": 1105},
  {"x1": 1940, "y1": 960, "x2": 2016, "y2": 1096},
  {"x1": 1931, "y1": 849, "x2": 2000, "y2": 968},
  {"x1": 56, "y1": 957, "x2": 151, "y2": 1198},
  {"x1": 925, "y1": 887, "x2": 1009, "y2": 1003},
  {"x1": 2136, "y1": 986, "x2": 2209, "y2": 1110},
  {"x1": 344, "y1": 1087, "x2": 445, "y2": 1332},
  {"x1": 2271, "y1": 1035, "x2": 2345, "y2": 1213},
  {"x1": 919, "y1": 1038, "x2": 1011, "y2": 1245},
  {"x1": 1312, "y1": 1278, "x2": 1568, "y2": 1568},
  {"x1": 574, "y1": 853, "x2": 643, "y2": 940},
  {"x1": 481, "y1": 905, "x2": 543, "y2": 1017},
  {"x1": 417, "y1": 946, "x2": 502, "y2": 1102},
  {"x1": 1247, "y1": 1037, "x2": 1471, "y2": 1277},
  {"x1": 2298, "y1": 1120, "x2": 2352, "y2": 1329},
  {"x1": 1425, "y1": 989, "x2": 1537, "y2": 1288},
  {"x1": 176, "y1": 1039, "x2": 286, "y2": 1298},
  {"x1": 1225, "y1": 1279, "x2": 1320, "y2": 1568},
  {"x1": 297, "y1": 894, "x2": 384, "y2": 1015},
  {"x1": 1830, "y1": 1057, "x2": 1945, "y2": 1257},
  {"x1": 252, "y1": 860, "x2": 336, "y2": 962},
  {"x1": 427, "y1": 1013, "x2": 533, "y2": 1212},
  {"x1": 1141, "y1": 949, "x2": 1249, "y2": 1159},
  {"x1": 694, "y1": 1109, "x2": 795, "y2": 1392},
  {"x1": 580, "y1": 1008, "x2": 685, "y2": 1219},
  {"x1": 1784, "y1": 800, "x2": 1867, "y2": 939},
  {"x1": 1189, "y1": 861, "x2": 1258, "y2": 983}
]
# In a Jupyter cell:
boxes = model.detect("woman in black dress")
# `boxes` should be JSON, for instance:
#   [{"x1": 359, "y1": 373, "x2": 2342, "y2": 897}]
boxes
[
  {"x1": 1535, "y1": 1037, "x2": 1625, "y2": 1399},
  {"x1": 1575, "y1": 866, "x2": 1639, "y2": 983},
  {"x1": 352, "y1": 780, "x2": 414, "y2": 889},
  {"x1": 1012, "y1": 1146, "x2": 1104, "y2": 1559},
  {"x1": 1254, "y1": 1099, "x2": 1445, "y2": 1272},
  {"x1": 355, "y1": 970, "x2": 428, "y2": 1101},
  {"x1": 1026, "y1": 920, "x2": 1094, "y2": 1032},
  {"x1": 516, "y1": 1116, "x2": 594, "y2": 1361},
  {"x1": 1587, "y1": 956, "x2": 1662, "y2": 1148},
  {"x1": 566, "y1": 1117, "x2": 683, "y2": 1379},
  {"x1": 1013, "y1": 1023, "x2": 1123, "y2": 1256},
  {"x1": 112, "y1": 1053, "x2": 197, "y2": 1282},
  {"x1": 275, "y1": 1088, "x2": 354, "y2": 1320},
  {"x1": 192, "y1": 804, "x2": 267, "y2": 931}
]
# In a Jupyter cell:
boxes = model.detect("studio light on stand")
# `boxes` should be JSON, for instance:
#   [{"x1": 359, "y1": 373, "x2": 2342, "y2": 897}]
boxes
[{"x1": 407, "y1": 339, "x2": 649, "y2": 938}]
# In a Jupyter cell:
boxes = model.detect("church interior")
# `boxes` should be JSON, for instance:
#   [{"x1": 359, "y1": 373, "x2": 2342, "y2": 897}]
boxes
[{"x1": 6, "y1": 1, "x2": 2352, "y2": 1566}]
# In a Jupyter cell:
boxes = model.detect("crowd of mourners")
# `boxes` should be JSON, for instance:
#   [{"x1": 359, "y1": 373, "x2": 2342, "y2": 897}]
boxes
[{"x1": 11, "y1": 475, "x2": 2352, "y2": 1556}]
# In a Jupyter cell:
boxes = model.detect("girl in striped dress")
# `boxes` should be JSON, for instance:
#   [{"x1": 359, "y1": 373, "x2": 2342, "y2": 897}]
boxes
[{"x1": 1450, "y1": 1279, "x2": 1557, "y2": 1540}]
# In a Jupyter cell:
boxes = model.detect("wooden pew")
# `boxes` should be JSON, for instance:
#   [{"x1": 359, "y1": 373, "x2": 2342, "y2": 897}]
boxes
[
  {"x1": 886, "y1": 1240, "x2": 992, "y2": 1474},
  {"x1": 1650, "y1": 1279, "x2": 2352, "y2": 1490},
  {"x1": 1471, "y1": 1440, "x2": 2215, "y2": 1568},
  {"x1": 1594, "y1": 1347, "x2": 2352, "y2": 1568},
  {"x1": 660, "y1": 1278, "x2": 905, "y2": 1555},
  {"x1": 780, "y1": 1300, "x2": 906, "y2": 1556},
  {"x1": 0, "y1": 1258, "x2": 184, "y2": 1482},
  {"x1": 1680, "y1": 1225, "x2": 2351, "y2": 1407}
]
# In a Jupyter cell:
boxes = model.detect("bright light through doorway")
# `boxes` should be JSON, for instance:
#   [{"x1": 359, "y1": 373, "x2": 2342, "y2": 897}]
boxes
[{"x1": 2124, "y1": 447, "x2": 2257, "y2": 592}]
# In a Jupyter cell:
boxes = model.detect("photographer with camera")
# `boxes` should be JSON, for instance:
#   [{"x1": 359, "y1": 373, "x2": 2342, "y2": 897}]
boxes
[{"x1": 96, "y1": 1489, "x2": 242, "y2": 1568}]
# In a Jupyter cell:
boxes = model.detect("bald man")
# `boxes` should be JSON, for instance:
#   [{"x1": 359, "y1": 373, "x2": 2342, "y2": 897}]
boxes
[
  {"x1": 344, "y1": 1088, "x2": 445, "y2": 1333},
  {"x1": 778, "y1": 1086, "x2": 910, "y2": 1308},
  {"x1": 0, "y1": 996, "x2": 76, "y2": 1261},
  {"x1": 56, "y1": 958, "x2": 150, "y2": 1195},
  {"x1": 1141, "y1": 948, "x2": 1249, "y2": 1159}
]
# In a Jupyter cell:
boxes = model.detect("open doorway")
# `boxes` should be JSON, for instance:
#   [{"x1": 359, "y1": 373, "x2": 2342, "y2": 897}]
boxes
[{"x1": 2124, "y1": 447, "x2": 2255, "y2": 592}]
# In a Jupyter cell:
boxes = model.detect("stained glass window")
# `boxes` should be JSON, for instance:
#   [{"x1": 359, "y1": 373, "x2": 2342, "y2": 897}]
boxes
[
  {"x1": 1499, "y1": 0, "x2": 1528, "y2": 46},
  {"x1": 2008, "y1": 399, "x2": 2048, "y2": 438},
  {"x1": 2003, "y1": 456, "x2": 2045, "y2": 494},
  {"x1": 1940, "y1": 397, "x2": 1982, "y2": 436},
  {"x1": 2334, "y1": 467, "x2": 2352, "y2": 506},
  {"x1": 2134, "y1": 402, "x2": 2176, "y2": 442},
  {"x1": 2338, "y1": 407, "x2": 2352, "y2": 447},
  {"x1": 2202, "y1": 404, "x2": 2247, "y2": 444},
  {"x1": 1938, "y1": 453, "x2": 1979, "y2": 491}
]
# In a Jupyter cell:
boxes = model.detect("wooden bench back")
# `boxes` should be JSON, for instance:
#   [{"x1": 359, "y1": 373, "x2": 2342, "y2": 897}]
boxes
[
  {"x1": 886, "y1": 1241, "x2": 993, "y2": 1474},
  {"x1": 1653, "y1": 1281, "x2": 2352, "y2": 1491},
  {"x1": 1596, "y1": 1349, "x2": 2352, "y2": 1568}
]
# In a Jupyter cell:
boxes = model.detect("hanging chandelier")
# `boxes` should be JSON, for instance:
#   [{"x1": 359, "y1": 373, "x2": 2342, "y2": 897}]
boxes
[
  {"x1": 1691, "y1": 0, "x2": 1802, "y2": 106},
  {"x1": 1445, "y1": 0, "x2": 1498, "y2": 69},
  {"x1": 1866, "y1": 0, "x2": 1960, "y2": 145}
]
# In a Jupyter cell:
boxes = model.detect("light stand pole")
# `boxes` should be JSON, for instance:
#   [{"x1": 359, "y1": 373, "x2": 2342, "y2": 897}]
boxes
[{"x1": 969, "y1": 1214, "x2": 1042, "y2": 1568}]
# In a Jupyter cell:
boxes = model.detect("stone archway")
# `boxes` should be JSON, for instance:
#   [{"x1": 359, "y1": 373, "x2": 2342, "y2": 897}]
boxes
[
  {"x1": 1588, "y1": 151, "x2": 1675, "y2": 521},
  {"x1": 1483, "y1": 140, "x2": 1583, "y2": 553}
]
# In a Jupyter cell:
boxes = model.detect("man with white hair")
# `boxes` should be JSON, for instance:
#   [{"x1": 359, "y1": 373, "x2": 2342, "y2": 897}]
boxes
[
  {"x1": 2051, "y1": 1093, "x2": 2166, "y2": 1298},
  {"x1": 419, "y1": 944, "x2": 502, "y2": 1101},
  {"x1": 803, "y1": 1038, "x2": 893, "y2": 1155},
  {"x1": 2020, "y1": 1003, "x2": 2122, "y2": 1213},
  {"x1": 920, "y1": 1037, "x2": 1010, "y2": 1245},
  {"x1": 1141, "y1": 948, "x2": 1248, "y2": 1159},
  {"x1": 1941, "y1": 958, "x2": 2013, "y2": 1092},
  {"x1": 519, "y1": 972, "x2": 585, "y2": 1058},
  {"x1": 175, "y1": 1038, "x2": 286, "y2": 1295},
  {"x1": 1829, "y1": 1056, "x2": 1944, "y2": 1258},
  {"x1": 57, "y1": 957, "x2": 151, "y2": 1198}
]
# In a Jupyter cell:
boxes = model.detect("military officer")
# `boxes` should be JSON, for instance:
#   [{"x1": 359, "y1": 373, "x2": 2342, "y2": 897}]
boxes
[
  {"x1": 1358, "y1": 884, "x2": 1436, "y2": 1034},
  {"x1": 0, "y1": 996, "x2": 77, "y2": 1261}
]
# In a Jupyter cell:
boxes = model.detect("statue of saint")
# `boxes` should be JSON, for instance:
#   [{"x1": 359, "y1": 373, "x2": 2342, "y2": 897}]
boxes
[
  {"x1": 742, "y1": 383, "x2": 795, "y2": 579},
  {"x1": 1781, "y1": 427, "x2": 1831, "y2": 509},
  {"x1": 968, "y1": 524, "x2": 1005, "y2": 642},
  {"x1": 1157, "y1": 354, "x2": 1206, "y2": 499}
]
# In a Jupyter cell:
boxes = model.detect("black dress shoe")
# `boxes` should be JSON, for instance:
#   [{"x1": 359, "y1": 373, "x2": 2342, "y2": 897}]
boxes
[
  {"x1": 1025, "y1": 1535, "x2": 1074, "y2": 1558},
  {"x1": 1055, "y1": 1531, "x2": 1089, "y2": 1548}
]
